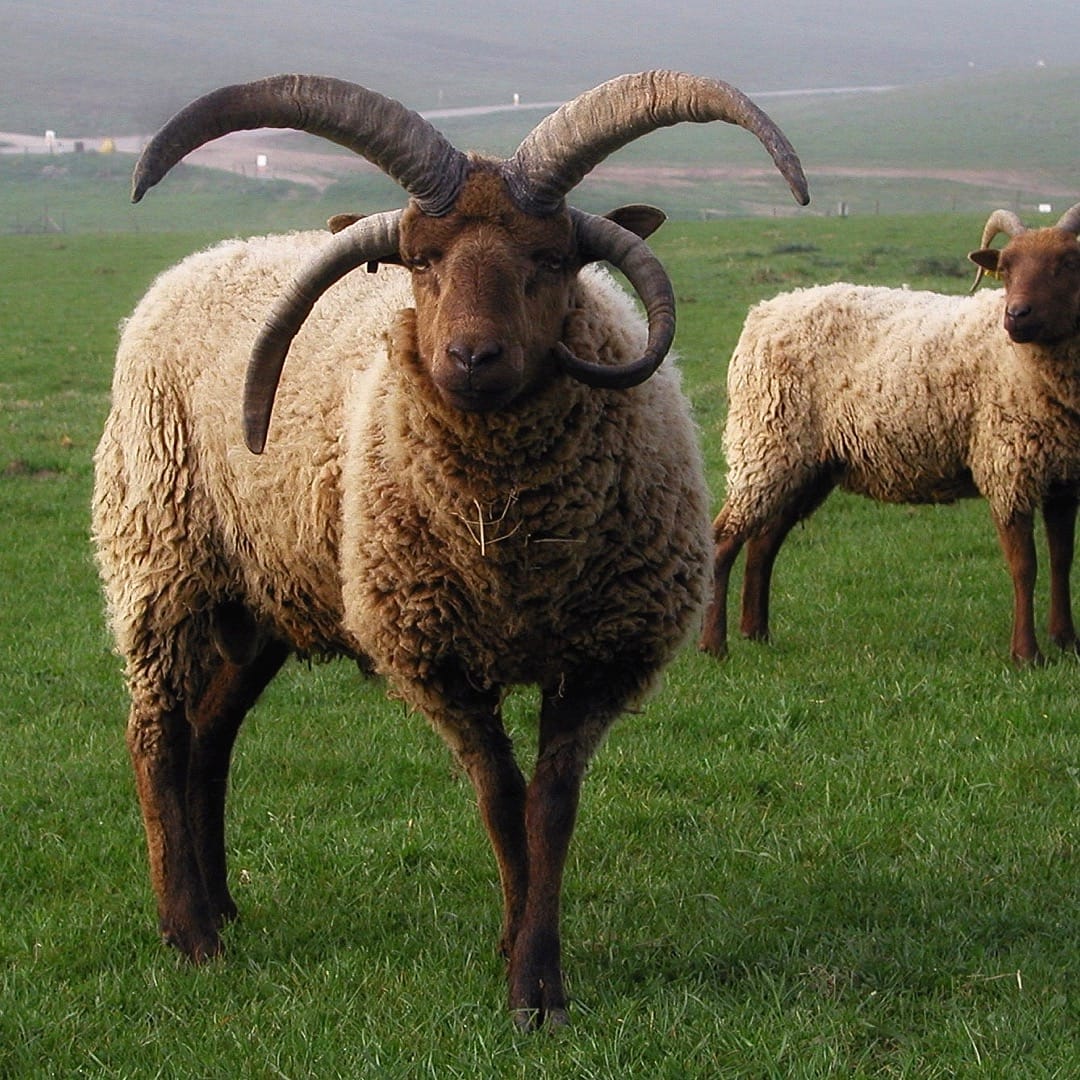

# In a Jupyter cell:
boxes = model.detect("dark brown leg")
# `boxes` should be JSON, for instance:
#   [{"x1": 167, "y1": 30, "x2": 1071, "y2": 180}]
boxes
[
  {"x1": 127, "y1": 616, "x2": 288, "y2": 961},
  {"x1": 740, "y1": 477, "x2": 832, "y2": 641},
  {"x1": 507, "y1": 667, "x2": 630, "y2": 1030},
  {"x1": 458, "y1": 731, "x2": 529, "y2": 960},
  {"x1": 699, "y1": 519, "x2": 745, "y2": 657},
  {"x1": 127, "y1": 693, "x2": 223, "y2": 961},
  {"x1": 428, "y1": 665, "x2": 529, "y2": 964},
  {"x1": 1042, "y1": 491, "x2": 1078, "y2": 651},
  {"x1": 741, "y1": 523, "x2": 788, "y2": 641},
  {"x1": 994, "y1": 511, "x2": 1042, "y2": 664},
  {"x1": 187, "y1": 638, "x2": 289, "y2": 924}
]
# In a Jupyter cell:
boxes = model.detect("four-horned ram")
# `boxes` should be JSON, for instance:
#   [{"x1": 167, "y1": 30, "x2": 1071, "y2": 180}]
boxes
[
  {"x1": 698, "y1": 203, "x2": 1080, "y2": 665},
  {"x1": 92, "y1": 71, "x2": 808, "y2": 1028}
]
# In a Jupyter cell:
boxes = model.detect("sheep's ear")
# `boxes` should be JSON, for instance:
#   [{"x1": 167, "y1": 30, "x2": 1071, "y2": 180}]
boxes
[
  {"x1": 326, "y1": 212, "x2": 405, "y2": 272},
  {"x1": 603, "y1": 204, "x2": 667, "y2": 240},
  {"x1": 968, "y1": 248, "x2": 1001, "y2": 275},
  {"x1": 327, "y1": 213, "x2": 363, "y2": 234}
]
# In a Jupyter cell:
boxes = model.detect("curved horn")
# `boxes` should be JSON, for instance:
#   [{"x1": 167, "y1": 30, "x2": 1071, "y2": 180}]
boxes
[
  {"x1": 503, "y1": 70, "x2": 809, "y2": 215},
  {"x1": 132, "y1": 75, "x2": 468, "y2": 216},
  {"x1": 978, "y1": 208, "x2": 1027, "y2": 249},
  {"x1": 969, "y1": 208, "x2": 1029, "y2": 293},
  {"x1": 244, "y1": 210, "x2": 402, "y2": 454},
  {"x1": 553, "y1": 209, "x2": 676, "y2": 389},
  {"x1": 1055, "y1": 201, "x2": 1080, "y2": 236}
]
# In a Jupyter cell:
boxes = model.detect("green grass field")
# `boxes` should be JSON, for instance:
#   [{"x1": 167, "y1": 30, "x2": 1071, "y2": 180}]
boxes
[{"x1": 3, "y1": 206, "x2": 1080, "y2": 1076}]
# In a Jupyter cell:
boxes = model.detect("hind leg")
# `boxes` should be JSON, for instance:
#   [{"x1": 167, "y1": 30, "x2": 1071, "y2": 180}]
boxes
[
  {"x1": 740, "y1": 476, "x2": 834, "y2": 641},
  {"x1": 699, "y1": 514, "x2": 746, "y2": 657},
  {"x1": 736, "y1": 472, "x2": 836, "y2": 643}
]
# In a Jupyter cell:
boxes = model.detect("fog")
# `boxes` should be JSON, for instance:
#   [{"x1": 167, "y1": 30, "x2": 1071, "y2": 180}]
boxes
[{"x1": 3, "y1": 0, "x2": 1078, "y2": 132}]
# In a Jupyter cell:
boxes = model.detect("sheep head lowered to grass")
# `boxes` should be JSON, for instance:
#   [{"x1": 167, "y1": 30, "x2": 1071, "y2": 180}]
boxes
[{"x1": 96, "y1": 71, "x2": 808, "y2": 1029}]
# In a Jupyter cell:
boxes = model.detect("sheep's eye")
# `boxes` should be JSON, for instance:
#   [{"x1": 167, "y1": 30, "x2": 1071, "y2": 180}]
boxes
[
  {"x1": 407, "y1": 252, "x2": 438, "y2": 272},
  {"x1": 534, "y1": 251, "x2": 567, "y2": 275}
]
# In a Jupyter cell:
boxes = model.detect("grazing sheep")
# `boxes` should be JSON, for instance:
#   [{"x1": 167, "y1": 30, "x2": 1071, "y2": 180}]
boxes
[
  {"x1": 699, "y1": 203, "x2": 1080, "y2": 665},
  {"x1": 92, "y1": 71, "x2": 809, "y2": 1028}
]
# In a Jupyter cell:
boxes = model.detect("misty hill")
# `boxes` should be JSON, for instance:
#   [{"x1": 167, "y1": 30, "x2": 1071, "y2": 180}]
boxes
[{"x1": 4, "y1": 0, "x2": 1078, "y2": 134}]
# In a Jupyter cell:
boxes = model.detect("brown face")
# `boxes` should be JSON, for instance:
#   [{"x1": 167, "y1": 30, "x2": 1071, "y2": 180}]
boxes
[
  {"x1": 398, "y1": 168, "x2": 578, "y2": 412},
  {"x1": 993, "y1": 232, "x2": 1080, "y2": 345}
]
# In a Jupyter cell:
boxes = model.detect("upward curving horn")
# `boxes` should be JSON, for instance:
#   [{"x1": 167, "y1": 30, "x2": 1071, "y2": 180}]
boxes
[
  {"x1": 1055, "y1": 202, "x2": 1080, "y2": 236},
  {"x1": 977, "y1": 208, "x2": 1028, "y2": 249},
  {"x1": 969, "y1": 208, "x2": 1028, "y2": 293},
  {"x1": 131, "y1": 75, "x2": 468, "y2": 217},
  {"x1": 503, "y1": 70, "x2": 810, "y2": 216}
]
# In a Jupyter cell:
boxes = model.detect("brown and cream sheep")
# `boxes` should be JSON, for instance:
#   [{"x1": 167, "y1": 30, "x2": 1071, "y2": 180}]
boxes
[
  {"x1": 92, "y1": 71, "x2": 808, "y2": 1028},
  {"x1": 699, "y1": 203, "x2": 1080, "y2": 665}
]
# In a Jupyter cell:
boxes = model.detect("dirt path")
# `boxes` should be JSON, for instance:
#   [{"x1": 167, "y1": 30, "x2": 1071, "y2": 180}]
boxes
[{"x1": 2, "y1": 125, "x2": 1069, "y2": 201}]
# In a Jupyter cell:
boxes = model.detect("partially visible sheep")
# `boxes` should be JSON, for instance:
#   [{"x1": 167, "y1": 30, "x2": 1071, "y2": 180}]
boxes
[
  {"x1": 92, "y1": 71, "x2": 809, "y2": 1028},
  {"x1": 699, "y1": 203, "x2": 1080, "y2": 664}
]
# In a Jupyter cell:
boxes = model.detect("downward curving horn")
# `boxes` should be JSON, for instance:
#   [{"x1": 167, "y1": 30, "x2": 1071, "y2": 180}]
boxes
[
  {"x1": 244, "y1": 210, "x2": 402, "y2": 453},
  {"x1": 503, "y1": 70, "x2": 810, "y2": 215},
  {"x1": 557, "y1": 210, "x2": 675, "y2": 389},
  {"x1": 243, "y1": 207, "x2": 677, "y2": 445},
  {"x1": 131, "y1": 75, "x2": 468, "y2": 217}
]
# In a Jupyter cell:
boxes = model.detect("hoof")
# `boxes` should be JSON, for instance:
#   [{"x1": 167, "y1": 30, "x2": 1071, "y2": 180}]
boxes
[
  {"x1": 161, "y1": 922, "x2": 224, "y2": 964},
  {"x1": 512, "y1": 1005, "x2": 570, "y2": 1033},
  {"x1": 1010, "y1": 648, "x2": 1046, "y2": 668},
  {"x1": 211, "y1": 896, "x2": 239, "y2": 929},
  {"x1": 698, "y1": 639, "x2": 728, "y2": 659},
  {"x1": 509, "y1": 963, "x2": 569, "y2": 1031}
]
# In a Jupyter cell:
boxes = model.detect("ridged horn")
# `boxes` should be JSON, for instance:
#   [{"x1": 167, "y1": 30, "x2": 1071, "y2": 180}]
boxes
[
  {"x1": 243, "y1": 210, "x2": 402, "y2": 454},
  {"x1": 1055, "y1": 202, "x2": 1080, "y2": 236},
  {"x1": 132, "y1": 75, "x2": 468, "y2": 217},
  {"x1": 503, "y1": 70, "x2": 810, "y2": 215},
  {"x1": 554, "y1": 209, "x2": 675, "y2": 389},
  {"x1": 978, "y1": 208, "x2": 1027, "y2": 248},
  {"x1": 969, "y1": 208, "x2": 1029, "y2": 292}
]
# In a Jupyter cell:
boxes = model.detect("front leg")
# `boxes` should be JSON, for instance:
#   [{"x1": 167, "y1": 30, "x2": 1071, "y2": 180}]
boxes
[
  {"x1": 995, "y1": 510, "x2": 1042, "y2": 664},
  {"x1": 508, "y1": 665, "x2": 642, "y2": 1030},
  {"x1": 456, "y1": 730, "x2": 529, "y2": 960},
  {"x1": 426, "y1": 664, "x2": 529, "y2": 964},
  {"x1": 127, "y1": 700, "x2": 223, "y2": 962},
  {"x1": 1042, "y1": 491, "x2": 1079, "y2": 651}
]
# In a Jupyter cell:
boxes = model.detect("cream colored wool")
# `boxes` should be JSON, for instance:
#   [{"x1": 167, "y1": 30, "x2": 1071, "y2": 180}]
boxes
[
  {"x1": 721, "y1": 281, "x2": 1080, "y2": 531},
  {"x1": 92, "y1": 230, "x2": 711, "y2": 727}
]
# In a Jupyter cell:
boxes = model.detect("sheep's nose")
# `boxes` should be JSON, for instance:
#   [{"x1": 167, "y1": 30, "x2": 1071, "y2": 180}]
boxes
[
  {"x1": 1004, "y1": 304, "x2": 1032, "y2": 334},
  {"x1": 448, "y1": 341, "x2": 503, "y2": 373},
  {"x1": 1004, "y1": 303, "x2": 1040, "y2": 343}
]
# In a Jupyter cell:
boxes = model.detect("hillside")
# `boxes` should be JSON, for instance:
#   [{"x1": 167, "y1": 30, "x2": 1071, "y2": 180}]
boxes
[{"x1": 2, "y1": 61, "x2": 1074, "y2": 232}]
